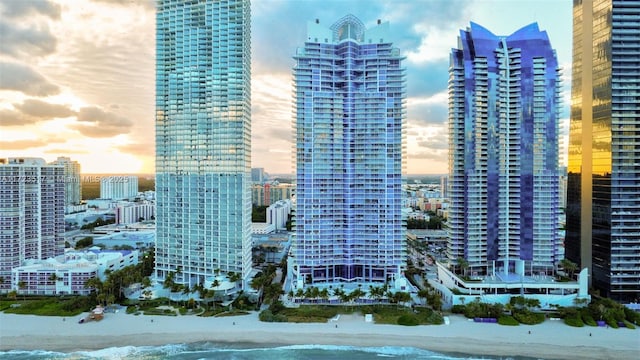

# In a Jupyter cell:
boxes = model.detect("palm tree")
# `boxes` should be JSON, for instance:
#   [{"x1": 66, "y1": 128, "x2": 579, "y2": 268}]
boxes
[
  {"x1": 228, "y1": 271, "x2": 241, "y2": 284},
  {"x1": 393, "y1": 291, "x2": 412, "y2": 308},
  {"x1": 457, "y1": 257, "x2": 469, "y2": 277},
  {"x1": 429, "y1": 292, "x2": 443, "y2": 311},
  {"x1": 339, "y1": 290, "x2": 351, "y2": 303},
  {"x1": 163, "y1": 271, "x2": 175, "y2": 290},
  {"x1": 370, "y1": 285, "x2": 385, "y2": 305},
  {"x1": 303, "y1": 286, "x2": 313, "y2": 301},
  {"x1": 505, "y1": 302, "x2": 514, "y2": 316},
  {"x1": 417, "y1": 288, "x2": 430, "y2": 306},
  {"x1": 85, "y1": 276, "x2": 103, "y2": 304},
  {"x1": 350, "y1": 288, "x2": 366, "y2": 303},
  {"x1": 17, "y1": 281, "x2": 27, "y2": 301},
  {"x1": 319, "y1": 288, "x2": 329, "y2": 303},
  {"x1": 310, "y1": 286, "x2": 320, "y2": 302},
  {"x1": 559, "y1": 259, "x2": 578, "y2": 279}
]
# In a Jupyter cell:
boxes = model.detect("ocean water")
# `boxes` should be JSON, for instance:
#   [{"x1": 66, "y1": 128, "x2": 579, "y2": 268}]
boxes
[{"x1": 0, "y1": 343, "x2": 539, "y2": 360}]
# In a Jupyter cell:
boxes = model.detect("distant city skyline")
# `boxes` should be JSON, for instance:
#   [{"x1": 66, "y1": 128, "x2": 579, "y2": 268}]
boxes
[{"x1": 0, "y1": 0, "x2": 571, "y2": 174}]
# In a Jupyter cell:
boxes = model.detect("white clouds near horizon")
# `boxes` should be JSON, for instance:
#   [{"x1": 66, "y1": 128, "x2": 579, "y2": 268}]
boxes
[{"x1": 0, "y1": 0, "x2": 571, "y2": 174}]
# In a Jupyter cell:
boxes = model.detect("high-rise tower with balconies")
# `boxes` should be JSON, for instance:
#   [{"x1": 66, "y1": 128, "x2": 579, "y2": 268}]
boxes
[
  {"x1": 291, "y1": 15, "x2": 406, "y2": 286},
  {"x1": 448, "y1": 23, "x2": 562, "y2": 276},
  {"x1": 49, "y1": 157, "x2": 81, "y2": 209},
  {"x1": 155, "y1": 0, "x2": 252, "y2": 288},
  {"x1": 0, "y1": 158, "x2": 65, "y2": 292}
]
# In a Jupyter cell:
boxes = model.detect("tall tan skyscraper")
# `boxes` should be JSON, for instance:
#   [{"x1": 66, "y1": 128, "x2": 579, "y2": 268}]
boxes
[
  {"x1": 50, "y1": 156, "x2": 81, "y2": 209},
  {"x1": 566, "y1": 0, "x2": 640, "y2": 302}
]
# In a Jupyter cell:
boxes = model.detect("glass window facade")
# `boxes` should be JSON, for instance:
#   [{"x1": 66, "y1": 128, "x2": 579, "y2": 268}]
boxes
[
  {"x1": 567, "y1": 0, "x2": 640, "y2": 302},
  {"x1": 155, "y1": 0, "x2": 252, "y2": 288},
  {"x1": 448, "y1": 23, "x2": 562, "y2": 275},
  {"x1": 291, "y1": 15, "x2": 406, "y2": 285}
]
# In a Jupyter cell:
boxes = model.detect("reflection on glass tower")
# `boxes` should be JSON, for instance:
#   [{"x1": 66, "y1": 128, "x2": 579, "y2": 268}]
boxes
[
  {"x1": 155, "y1": 0, "x2": 252, "y2": 288},
  {"x1": 567, "y1": 0, "x2": 640, "y2": 302},
  {"x1": 448, "y1": 23, "x2": 562, "y2": 276},
  {"x1": 291, "y1": 15, "x2": 406, "y2": 286}
]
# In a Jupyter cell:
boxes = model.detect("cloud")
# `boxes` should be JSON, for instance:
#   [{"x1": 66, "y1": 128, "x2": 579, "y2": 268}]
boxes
[
  {"x1": 0, "y1": 20, "x2": 57, "y2": 57},
  {"x1": 268, "y1": 128, "x2": 293, "y2": 143},
  {"x1": 251, "y1": 0, "x2": 466, "y2": 75},
  {"x1": 407, "y1": 91, "x2": 449, "y2": 126},
  {"x1": 70, "y1": 106, "x2": 133, "y2": 138},
  {"x1": 0, "y1": 137, "x2": 65, "y2": 150},
  {"x1": 0, "y1": 0, "x2": 60, "y2": 19},
  {"x1": 417, "y1": 137, "x2": 448, "y2": 151},
  {"x1": 116, "y1": 142, "x2": 154, "y2": 157},
  {"x1": 42, "y1": 4, "x2": 155, "y2": 126},
  {"x1": 70, "y1": 124, "x2": 128, "y2": 138},
  {"x1": 44, "y1": 148, "x2": 90, "y2": 155},
  {"x1": 0, "y1": 139, "x2": 49, "y2": 149},
  {"x1": 91, "y1": 0, "x2": 155, "y2": 10},
  {"x1": 77, "y1": 106, "x2": 132, "y2": 127},
  {"x1": 1, "y1": 99, "x2": 75, "y2": 127},
  {"x1": 406, "y1": 62, "x2": 450, "y2": 97},
  {"x1": 410, "y1": 150, "x2": 448, "y2": 162},
  {"x1": 0, "y1": 108, "x2": 37, "y2": 126},
  {"x1": 14, "y1": 99, "x2": 76, "y2": 119},
  {"x1": 0, "y1": 61, "x2": 60, "y2": 96}
]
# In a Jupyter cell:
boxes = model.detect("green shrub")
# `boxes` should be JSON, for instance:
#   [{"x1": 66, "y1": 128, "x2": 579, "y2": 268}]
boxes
[
  {"x1": 513, "y1": 309, "x2": 545, "y2": 325},
  {"x1": 451, "y1": 305, "x2": 465, "y2": 314},
  {"x1": 426, "y1": 311, "x2": 445, "y2": 325},
  {"x1": 604, "y1": 316, "x2": 619, "y2": 328},
  {"x1": 259, "y1": 310, "x2": 288, "y2": 322},
  {"x1": 498, "y1": 315, "x2": 519, "y2": 326},
  {"x1": 397, "y1": 314, "x2": 419, "y2": 326},
  {"x1": 580, "y1": 310, "x2": 597, "y2": 326},
  {"x1": 462, "y1": 301, "x2": 503, "y2": 319},
  {"x1": 624, "y1": 307, "x2": 640, "y2": 325},
  {"x1": 564, "y1": 316, "x2": 584, "y2": 327},
  {"x1": 623, "y1": 320, "x2": 636, "y2": 329}
]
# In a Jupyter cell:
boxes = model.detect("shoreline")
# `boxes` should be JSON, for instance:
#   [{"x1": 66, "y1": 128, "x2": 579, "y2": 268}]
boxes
[{"x1": 1, "y1": 312, "x2": 638, "y2": 359}]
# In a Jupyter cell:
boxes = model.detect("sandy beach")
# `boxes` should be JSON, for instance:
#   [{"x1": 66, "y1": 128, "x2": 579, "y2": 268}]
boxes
[{"x1": 1, "y1": 311, "x2": 638, "y2": 359}]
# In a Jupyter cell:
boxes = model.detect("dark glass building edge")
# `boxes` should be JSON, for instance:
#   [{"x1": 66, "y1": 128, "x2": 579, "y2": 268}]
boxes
[{"x1": 567, "y1": 0, "x2": 640, "y2": 302}]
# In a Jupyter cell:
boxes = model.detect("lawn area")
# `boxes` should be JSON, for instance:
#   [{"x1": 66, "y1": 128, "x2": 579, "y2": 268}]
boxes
[
  {"x1": 1, "y1": 297, "x2": 91, "y2": 316},
  {"x1": 215, "y1": 310, "x2": 251, "y2": 317},
  {"x1": 262, "y1": 303, "x2": 443, "y2": 325}
]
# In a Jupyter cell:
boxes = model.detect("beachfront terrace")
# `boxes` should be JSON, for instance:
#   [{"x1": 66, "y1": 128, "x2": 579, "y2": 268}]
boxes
[{"x1": 431, "y1": 261, "x2": 591, "y2": 309}]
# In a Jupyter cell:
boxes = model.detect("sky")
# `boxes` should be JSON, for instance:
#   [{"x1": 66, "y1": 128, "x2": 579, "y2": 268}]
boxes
[{"x1": 0, "y1": 0, "x2": 572, "y2": 175}]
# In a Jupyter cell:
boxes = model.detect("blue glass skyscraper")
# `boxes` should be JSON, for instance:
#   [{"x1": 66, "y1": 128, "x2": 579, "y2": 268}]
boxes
[
  {"x1": 155, "y1": 0, "x2": 252, "y2": 288},
  {"x1": 291, "y1": 15, "x2": 406, "y2": 286},
  {"x1": 448, "y1": 23, "x2": 562, "y2": 276}
]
